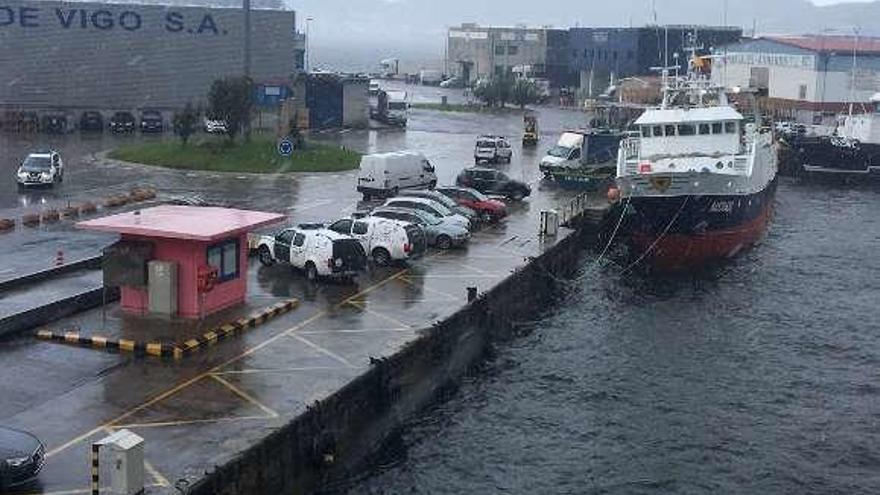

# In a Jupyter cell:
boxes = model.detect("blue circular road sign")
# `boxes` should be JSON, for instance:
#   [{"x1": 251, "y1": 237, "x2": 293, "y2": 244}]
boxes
[{"x1": 278, "y1": 138, "x2": 293, "y2": 157}]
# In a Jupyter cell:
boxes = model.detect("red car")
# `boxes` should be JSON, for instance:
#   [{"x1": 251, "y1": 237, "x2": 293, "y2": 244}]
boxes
[{"x1": 435, "y1": 186, "x2": 507, "y2": 222}]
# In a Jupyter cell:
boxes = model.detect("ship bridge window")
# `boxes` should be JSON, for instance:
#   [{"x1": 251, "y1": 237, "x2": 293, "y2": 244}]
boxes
[
  {"x1": 725, "y1": 121, "x2": 737, "y2": 134},
  {"x1": 653, "y1": 125, "x2": 663, "y2": 137},
  {"x1": 699, "y1": 123, "x2": 711, "y2": 135},
  {"x1": 711, "y1": 122, "x2": 723, "y2": 134},
  {"x1": 678, "y1": 124, "x2": 697, "y2": 136},
  {"x1": 641, "y1": 126, "x2": 651, "y2": 138},
  {"x1": 664, "y1": 124, "x2": 676, "y2": 136}
]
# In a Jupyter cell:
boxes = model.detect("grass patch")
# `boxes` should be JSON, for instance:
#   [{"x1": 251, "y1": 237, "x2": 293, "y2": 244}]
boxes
[
  {"x1": 109, "y1": 135, "x2": 361, "y2": 173},
  {"x1": 411, "y1": 102, "x2": 525, "y2": 114}
]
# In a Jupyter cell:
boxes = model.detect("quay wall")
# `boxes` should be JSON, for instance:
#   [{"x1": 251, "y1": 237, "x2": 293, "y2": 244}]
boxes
[{"x1": 186, "y1": 220, "x2": 602, "y2": 495}]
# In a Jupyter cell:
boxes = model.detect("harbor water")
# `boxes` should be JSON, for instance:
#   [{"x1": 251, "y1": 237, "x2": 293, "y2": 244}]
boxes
[{"x1": 335, "y1": 179, "x2": 880, "y2": 494}]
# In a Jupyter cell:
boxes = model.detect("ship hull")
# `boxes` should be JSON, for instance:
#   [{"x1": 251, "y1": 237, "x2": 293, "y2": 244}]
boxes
[
  {"x1": 781, "y1": 136, "x2": 880, "y2": 179},
  {"x1": 623, "y1": 178, "x2": 777, "y2": 271}
]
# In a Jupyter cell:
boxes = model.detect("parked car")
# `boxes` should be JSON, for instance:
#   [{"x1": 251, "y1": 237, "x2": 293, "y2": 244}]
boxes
[
  {"x1": 382, "y1": 196, "x2": 471, "y2": 230},
  {"x1": 204, "y1": 118, "x2": 228, "y2": 134},
  {"x1": 0, "y1": 426, "x2": 45, "y2": 490},
  {"x1": 256, "y1": 224, "x2": 367, "y2": 281},
  {"x1": 328, "y1": 216, "x2": 426, "y2": 266},
  {"x1": 439, "y1": 77, "x2": 464, "y2": 89},
  {"x1": 398, "y1": 189, "x2": 478, "y2": 224},
  {"x1": 435, "y1": 186, "x2": 508, "y2": 222},
  {"x1": 41, "y1": 113, "x2": 72, "y2": 134},
  {"x1": 109, "y1": 111, "x2": 136, "y2": 133},
  {"x1": 357, "y1": 151, "x2": 437, "y2": 200},
  {"x1": 16, "y1": 151, "x2": 63, "y2": 188},
  {"x1": 79, "y1": 111, "x2": 104, "y2": 132},
  {"x1": 474, "y1": 135, "x2": 512, "y2": 164},
  {"x1": 140, "y1": 110, "x2": 164, "y2": 133},
  {"x1": 370, "y1": 207, "x2": 469, "y2": 250},
  {"x1": 455, "y1": 167, "x2": 531, "y2": 201}
]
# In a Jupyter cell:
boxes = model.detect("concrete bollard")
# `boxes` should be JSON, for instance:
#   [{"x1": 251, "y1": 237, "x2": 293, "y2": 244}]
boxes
[{"x1": 467, "y1": 286, "x2": 477, "y2": 302}]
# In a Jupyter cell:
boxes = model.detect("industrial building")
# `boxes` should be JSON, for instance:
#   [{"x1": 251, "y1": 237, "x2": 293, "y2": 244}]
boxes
[
  {"x1": 712, "y1": 35, "x2": 880, "y2": 124},
  {"x1": 447, "y1": 24, "x2": 741, "y2": 94},
  {"x1": 0, "y1": 0, "x2": 305, "y2": 113},
  {"x1": 447, "y1": 23, "x2": 550, "y2": 83}
]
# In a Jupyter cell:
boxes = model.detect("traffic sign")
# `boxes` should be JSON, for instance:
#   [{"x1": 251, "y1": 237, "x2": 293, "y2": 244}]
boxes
[{"x1": 277, "y1": 138, "x2": 293, "y2": 157}]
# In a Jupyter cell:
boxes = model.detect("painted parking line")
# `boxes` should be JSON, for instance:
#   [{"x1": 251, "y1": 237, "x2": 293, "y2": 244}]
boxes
[
  {"x1": 45, "y1": 268, "x2": 408, "y2": 461},
  {"x1": 212, "y1": 366, "x2": 359, "y2": 376},
  {"x1": 345, "y1": 300, "x2": 413, "y2": 329},
  {"x1": 210, "y1": 374, "x2": 279, "y2": 419},
  {"x1": 290, "y1": 334, "x2": 357, "y2": 368}
]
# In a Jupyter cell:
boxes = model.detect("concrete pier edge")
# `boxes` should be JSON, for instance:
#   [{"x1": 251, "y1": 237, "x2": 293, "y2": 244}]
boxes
[{"x1": 183, "y1": 218, "x2": 603, "y2": 495}]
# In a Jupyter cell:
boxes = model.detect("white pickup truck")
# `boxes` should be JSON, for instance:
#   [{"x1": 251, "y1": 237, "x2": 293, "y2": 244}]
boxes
[
  {"x1": 327, "y1": 216, "x2": 427, "y2": 266},
  {"x1": 256, "y1": 224, "x2": 367, "y2": 281}
]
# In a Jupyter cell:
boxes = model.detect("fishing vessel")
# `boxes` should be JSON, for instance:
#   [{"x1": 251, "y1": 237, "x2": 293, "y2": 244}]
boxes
[
  {"x1": 780, "y1": 93, "x2": 880, "y2": 179},
  {"x1": 615, "y1": 51, "x2": 778, "y2": 271}
]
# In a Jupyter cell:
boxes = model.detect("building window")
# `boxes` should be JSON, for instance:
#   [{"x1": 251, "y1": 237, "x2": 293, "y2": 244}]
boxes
[
  {"x1": 572, "y1": 49, "x2": 578, "y2": 58},
  {"x1": 799, "y1": 84, "x2": 807, "y2": 100},
  {"x1": 495, "y1": 45, "x2": 505, "y2": 55},
  {"x1": 613, "y1": 51, "x2": 618, "y2": 61},
  {"x1": 627, "y1": 50, "x2": 634, "y2": 60},
  {"x1": 207, "y1": 238, "x2": 240, "y2": 283},
  {"x1": 508, "y1": 45, "x2": 518, "y2": 55}
]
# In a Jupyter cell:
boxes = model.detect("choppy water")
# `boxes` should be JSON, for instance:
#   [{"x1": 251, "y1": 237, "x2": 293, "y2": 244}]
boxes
[{"x1": 337, "y1": 179, "x2": 880, "y2": 494}]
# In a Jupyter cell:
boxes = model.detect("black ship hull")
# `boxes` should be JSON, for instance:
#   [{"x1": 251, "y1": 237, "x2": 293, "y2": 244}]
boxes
[{"x1": 780, "y1": 135, "x2": 880, "y2": 179}]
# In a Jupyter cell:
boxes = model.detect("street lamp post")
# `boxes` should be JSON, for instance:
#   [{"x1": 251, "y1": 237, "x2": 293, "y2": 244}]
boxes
[
  {"x1": 305, "y1": 17, "x2": 314, "y2": 73},
  {"x1": 243, "y1": 0, "x2": 251, "y2": 77}
]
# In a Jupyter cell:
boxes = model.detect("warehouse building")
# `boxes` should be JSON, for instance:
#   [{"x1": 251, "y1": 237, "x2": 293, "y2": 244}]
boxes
[
  {"x1": 0, "y1": 0, "x2": 305, "y2": 113},
  {"x1": 712, "y1": 35, "x2": 880, "y2": 124},
  {"x1": 447, "y1": 23, "x2": 551, "y2": 83}
]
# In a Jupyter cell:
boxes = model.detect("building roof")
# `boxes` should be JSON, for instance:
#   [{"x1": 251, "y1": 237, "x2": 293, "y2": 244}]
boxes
[
  {"x1": 77, "y1": 205, "x2": 285, "y2": 242},
  {"x1": 635, "y1": 106, "x2": 742, "y2": 125},
  {"x1": 764, "y1": 35, "x2": 880, "y2": 56}
]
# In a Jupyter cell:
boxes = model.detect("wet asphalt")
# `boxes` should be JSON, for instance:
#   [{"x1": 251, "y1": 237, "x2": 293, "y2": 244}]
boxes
[{"x1": 0, "y1": 90, "x2": 604, "y2": 494}]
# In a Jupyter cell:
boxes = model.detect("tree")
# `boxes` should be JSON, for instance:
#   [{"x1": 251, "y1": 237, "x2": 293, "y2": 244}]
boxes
[
  {"x1": 172, "y1": 102, "x2": 200, "y2": 145},
  {"x1": 208, "y1": 76, "x2": 254, "y2": 142},
  {"x1": 512, "y1": 78, "x2": 539, "y2": 109},
  {"x1": 473, "y1": 76, "x2": 516, "y2": 108}
]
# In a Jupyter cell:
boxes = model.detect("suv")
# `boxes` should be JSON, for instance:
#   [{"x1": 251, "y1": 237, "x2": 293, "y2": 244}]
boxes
[
  {"x1": 436, "y1": 186, "x2": 508, "y2": 222},
  {"x1": 455, "y1": 167, "x2": 531, "y2": 201},
  {"x1": 474, "y1": 135, "x2": 512, "y2": 164},
  {"x1": 256, "y1": 224, "x2": 367, "y2": 281},
  {"x1": 140, "y1": 110, "x2": 164, "y2": 133},
  {"x1": 80, "y1": 111, "x2": 104, "y2": 132},
  {"x1": 109, "y1": 111, "x2": 136, "y2": 133},
  {"x1": 371, "y1": 207, "x2": 469, "y2": 250},
  {"x1": 398, "y1": 189, "x2": 478, "y2": 223},
  {"x1": 329, "y1": 216, "x2": 426, "y2": 266},
  {"x1": 382, "y1": 197, "x2": 471, "y2": 230},
  {"x1": 16, "y1": 151, "x2": 63, "y2": 188}
]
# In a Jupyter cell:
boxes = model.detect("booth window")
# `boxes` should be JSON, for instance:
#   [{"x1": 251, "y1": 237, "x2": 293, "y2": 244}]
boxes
[{"x1": 207, "y1": 239, "x2": 240, "y2": 282}]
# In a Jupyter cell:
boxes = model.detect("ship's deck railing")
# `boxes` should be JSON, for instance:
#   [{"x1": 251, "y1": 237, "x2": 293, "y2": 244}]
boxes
[{"x1": 557, "y1": 192, "x2": 592, "y2": 227}]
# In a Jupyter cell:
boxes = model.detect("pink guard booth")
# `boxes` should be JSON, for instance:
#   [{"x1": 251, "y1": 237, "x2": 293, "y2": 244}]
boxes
[{"x1": 77, "y1": 205, "x2": 285, "y2": 319}]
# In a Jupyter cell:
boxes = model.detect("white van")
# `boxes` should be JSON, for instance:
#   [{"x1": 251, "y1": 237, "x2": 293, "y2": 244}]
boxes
[{"x1": 356, "y1": 151, "x2": 437, "y2": 200}]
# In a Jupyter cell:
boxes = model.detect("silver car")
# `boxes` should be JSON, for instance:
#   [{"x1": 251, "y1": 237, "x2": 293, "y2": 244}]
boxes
[
  {"x1": 398, "y1": 189, "x2": 478, "y2": 223},
  {"x1": 382, "y1": 197, "x2": 472, "y2": 230},
  {"x1": 370, "y1": 207, "x2": 469, "y2": 250}
]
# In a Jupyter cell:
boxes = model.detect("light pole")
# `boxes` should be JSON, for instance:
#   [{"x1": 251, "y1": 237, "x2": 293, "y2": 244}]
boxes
[
  {"x1": 243, "y1": 0, "x2": 251, "y2": 78},
  {"x1": 305, "y1": 17, "x2": 314, "y2": 73}
]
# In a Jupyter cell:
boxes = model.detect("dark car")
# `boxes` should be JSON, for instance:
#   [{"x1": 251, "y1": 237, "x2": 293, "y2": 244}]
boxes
[
  {"x1": 140, "y1": 110, "x2": 164, "y2": 133},
  {"x1": 40, "y1": 113, "x2": 70, "y2": 134},
  {"x1": 109, "y1": 111, "x2": 136, "y2": 133},
  {"x1": 0, "y1": 426, "x2": 45, "y2": 490},
  {"x1": 455, "y1": 167, "x2": 531, "y2": 201},
  {"x1": 80, "y1": 111, "x2": 104, "y2": 132}
]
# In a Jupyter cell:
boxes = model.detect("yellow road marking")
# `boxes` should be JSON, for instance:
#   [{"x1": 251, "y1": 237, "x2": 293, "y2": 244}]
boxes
[
  {"x1": 346, "y1": 300, "x2": 413, "y2": 329},
  {"x1": 209, "y1": 374, "x2": 279, "y2": 418},
  {"x1": 145, "y1": 460, "x2": 170, "y2": 487},
  {"x1": 109, "y1": 415, "x2": 271, "y2": 429},
  {"x1": 47, "y1": 268, "x2": 408, "y2": 459},
  {"x1": 213, "y1": 366, "x2": 358, "y2": 375},
  {"x1": 290, "y1": 334, "x2": 357, "y2": 368}
]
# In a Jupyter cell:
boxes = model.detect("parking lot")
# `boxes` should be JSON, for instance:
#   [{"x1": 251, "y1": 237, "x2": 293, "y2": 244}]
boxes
[{"x1": 0, "y1": 98, "x2": 600, "y2": 493}]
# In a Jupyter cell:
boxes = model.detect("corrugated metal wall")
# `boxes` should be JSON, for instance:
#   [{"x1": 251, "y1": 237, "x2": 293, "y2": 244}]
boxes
[{"x1": 0, "y1": 0, "x2": 298, "y2": 110}]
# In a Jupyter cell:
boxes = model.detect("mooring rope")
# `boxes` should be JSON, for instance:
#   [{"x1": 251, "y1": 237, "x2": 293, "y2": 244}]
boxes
[{"x1": 620, "y1": 195, "x2": 690, "y2": 274}]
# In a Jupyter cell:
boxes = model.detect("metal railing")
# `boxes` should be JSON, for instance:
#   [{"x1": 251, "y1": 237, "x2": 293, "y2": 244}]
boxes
[{"x1": 557, "y1": 191, "x2": 593, "y2": 227}]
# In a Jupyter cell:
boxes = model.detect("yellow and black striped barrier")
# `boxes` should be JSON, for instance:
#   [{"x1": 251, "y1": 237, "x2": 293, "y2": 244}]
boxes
[
  {"x1": 90, "y1": 443, "x2": 100, "y2": 495},
  {"x1": 35, "y1": 298, "x2": 298, "y2": 360}
]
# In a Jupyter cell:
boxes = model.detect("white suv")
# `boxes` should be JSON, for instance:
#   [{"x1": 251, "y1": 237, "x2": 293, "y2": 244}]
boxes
[
  {"x1": 16, "y1": 151, "x2": 63, "y2": 188},
  {"x1": 328, "y1": 216, "x2": 427, "y2": 266},
  {"x1": 256, "y1": 224, "x2": 367, "y2": 281},
  {"x1": 474, "y1": 135, "x2": 512, "y2": 164}
]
